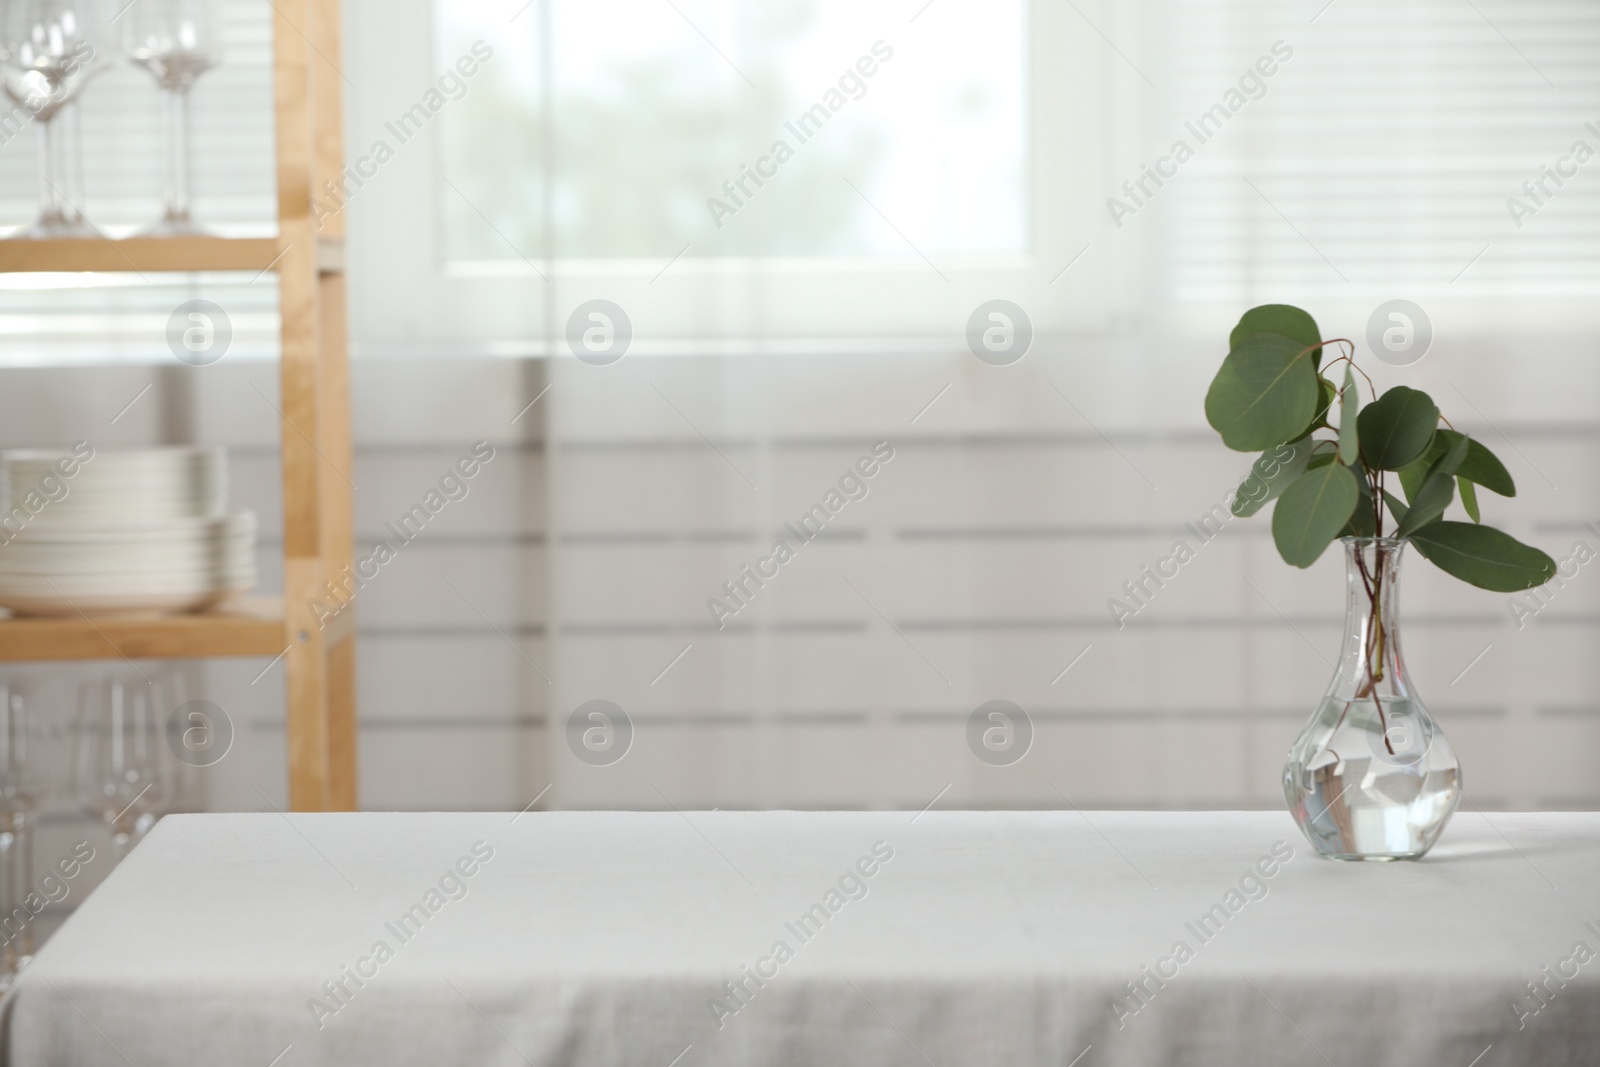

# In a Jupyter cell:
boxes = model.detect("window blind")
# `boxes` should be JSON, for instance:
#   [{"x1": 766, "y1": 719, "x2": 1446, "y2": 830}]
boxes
[{"x1": 1153, "y1": 0, "x2": 1600, "y2": 304}]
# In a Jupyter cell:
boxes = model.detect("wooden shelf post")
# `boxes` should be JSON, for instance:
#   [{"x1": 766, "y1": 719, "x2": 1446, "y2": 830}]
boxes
[{"x1": 275, "y1": 0, "x2": 357, "y2": 812}]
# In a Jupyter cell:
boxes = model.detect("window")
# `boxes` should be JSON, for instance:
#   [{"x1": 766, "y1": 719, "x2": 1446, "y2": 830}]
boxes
[
  {"x1": 435, "y1": 1, "x2": 1028, "y2": 261},
  {"x1": 350, "y1": 0, "x2": 1093, "y2": 354}
]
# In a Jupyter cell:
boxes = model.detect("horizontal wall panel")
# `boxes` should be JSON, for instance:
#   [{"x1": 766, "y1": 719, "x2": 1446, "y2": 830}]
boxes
[
  {"x1": 358, "y1": 635, "x2": 549, "y2": 724},
  {"x1": 359, "y1": 724, "x2": 547, "y2": 811},
  {"x1": 2, "y1": 357, "x2": 1597, "y2": 818}
]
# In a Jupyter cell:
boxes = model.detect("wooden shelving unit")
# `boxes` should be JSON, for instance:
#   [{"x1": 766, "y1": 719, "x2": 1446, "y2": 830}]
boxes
[
  {"x1": 0, "y1": 236, "x2": 281, "y2": 274},
  {"x1": 0, "y1": 597, "x2": 287, "y2": 662},
  {"x1": 0, "y1": 0, "x2": 357, "y2": 811}
]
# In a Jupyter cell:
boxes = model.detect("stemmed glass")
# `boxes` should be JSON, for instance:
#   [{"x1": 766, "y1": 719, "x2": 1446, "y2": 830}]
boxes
[
  {"x1": 0, "y1": 681, "x2": 37, "y2": 987},
  {"x1": 76, "y1": 672, "x2": 169, "y2": 860},
  {"x1": 0, "y1": 0, "x2": 101, "y2": 237},
  {"x1": 122, "y1": 0, "x2": 221, "y2": 234}
]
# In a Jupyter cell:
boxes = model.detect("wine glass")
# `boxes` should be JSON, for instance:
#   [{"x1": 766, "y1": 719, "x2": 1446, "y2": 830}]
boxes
[
  {"x1": 75, "y1": 671, "x2": 168, "y2": 859},
  {"x1": 0, "y1": 0, "x2": 101, "y2": 237},
  {"x1": 122, "y1": 0, "x2": 221, "y2": 234},
  {"x1": 0, "y1": 680, "x2": 36, "y2": 987}
]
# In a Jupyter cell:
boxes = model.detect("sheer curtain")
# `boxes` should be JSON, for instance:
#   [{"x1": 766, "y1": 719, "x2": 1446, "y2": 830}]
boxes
[{"x1": 525, "y1": 0, "x2": 1600, "y2": 810}]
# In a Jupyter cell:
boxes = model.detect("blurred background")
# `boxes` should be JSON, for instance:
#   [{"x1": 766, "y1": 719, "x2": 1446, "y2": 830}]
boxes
[{"x1": 0, "y1": 0, "x2": 1597, "y2": 916}]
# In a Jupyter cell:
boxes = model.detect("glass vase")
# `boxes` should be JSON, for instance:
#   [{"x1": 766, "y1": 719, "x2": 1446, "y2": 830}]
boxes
[{"x1": 1283, "y1": 537, "x2": 1461, "y2": 860}]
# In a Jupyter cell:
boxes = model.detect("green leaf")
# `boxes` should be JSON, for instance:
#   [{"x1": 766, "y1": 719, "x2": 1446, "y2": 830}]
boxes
[
  {"x1": 1229, "y1": 305, "x2": 1324, "y2": 368},
  {"x1": 1399, "y1": 429, "x2": 1516, "y2": 501},
  {"x1": 1307, "y1": 447, "x2": 1337, "y2": 471},
  {"x1": 1337, "y1": 367, "x2": 1359, "y2": 467},
  {"x1": 1205, "y1": 333, "x2": 1321, "y2": 452},
  {"x1": 1409, "y1": 522, "x2": 1557, "y2": 592},
  {"x1": 1293, "y1": 378, "x2": 1339, "y2": 439},
  {"x1": 1397, "y1": 435, "x2": 1469, "y2": 537},
  {"x1": 1341, "y1": 467, "x2": 1376, "y2": 537},
  {"x1": 1357, "y1": 386, "x2": 1439, "y2": 470},
  {"x1": 1432, "y1": 430, "x2": 1516, "y2": 497},
  {"x1": 1341, "y1": 496, "x2": 1376, "y2": 537},
  {"x1": 1436, "y1": 432, "x2": 1470, "y2": 477},
  {"x1": 1382, "y1": 489, "x2": 1409, "y2": 527},
  {"x1": 1458, "y1": 477, "x2": 1481, "y2": 523},
  {"x1": 1398, "y1": 461, "x2": 1427, "y2": 504},
  {"x1": 1398, "y1": 475, "x2": 1454, "y2": 537},
  {"x1": 1272, "y1": 463, "x2": 1361, "y2": 568},
  {"x1": 1231, "y1": 438, "x2": 1323, "y2": 517}
]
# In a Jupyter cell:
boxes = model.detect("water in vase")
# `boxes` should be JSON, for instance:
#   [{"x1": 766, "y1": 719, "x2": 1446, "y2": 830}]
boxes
[{"x1": 1286, "y1": 696, "x2": 1460, "y2": 858}]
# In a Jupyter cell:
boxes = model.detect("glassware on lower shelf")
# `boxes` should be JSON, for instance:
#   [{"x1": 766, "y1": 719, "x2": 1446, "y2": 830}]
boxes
[
  {"x1": 0, "y1": 681, "x2": 37, "y2": 988},
  {"x1": 75, "y1": 671, "x2": 171, "y2": 860},
  {"x1": 1283, "y1": 537, "x2": 1462, "y2": 860}
]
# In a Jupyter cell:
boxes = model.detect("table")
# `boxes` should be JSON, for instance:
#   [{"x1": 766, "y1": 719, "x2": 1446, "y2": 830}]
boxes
[{"x1": 3, "y1": 811, "x2": 1598, "y2": 1066}]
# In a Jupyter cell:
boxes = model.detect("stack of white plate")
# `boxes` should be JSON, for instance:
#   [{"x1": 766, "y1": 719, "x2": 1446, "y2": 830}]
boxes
[{"x1": 0, "y1": 447, "x2": 257, "y2": 617}]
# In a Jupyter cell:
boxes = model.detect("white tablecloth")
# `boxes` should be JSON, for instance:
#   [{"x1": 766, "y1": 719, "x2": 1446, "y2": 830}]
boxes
[{"x1": 3, "y1": 811, "x2": 1597, "y2": 1066}]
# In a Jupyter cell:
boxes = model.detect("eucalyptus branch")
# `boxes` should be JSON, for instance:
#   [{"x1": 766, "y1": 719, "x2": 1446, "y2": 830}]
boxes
[
  {"x1": 1206, "y1": 305, "x2": 1556, "y2": 615},
  {"x1": 1318, "y1": 340, "x2": 1371, "y2": 395}
]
